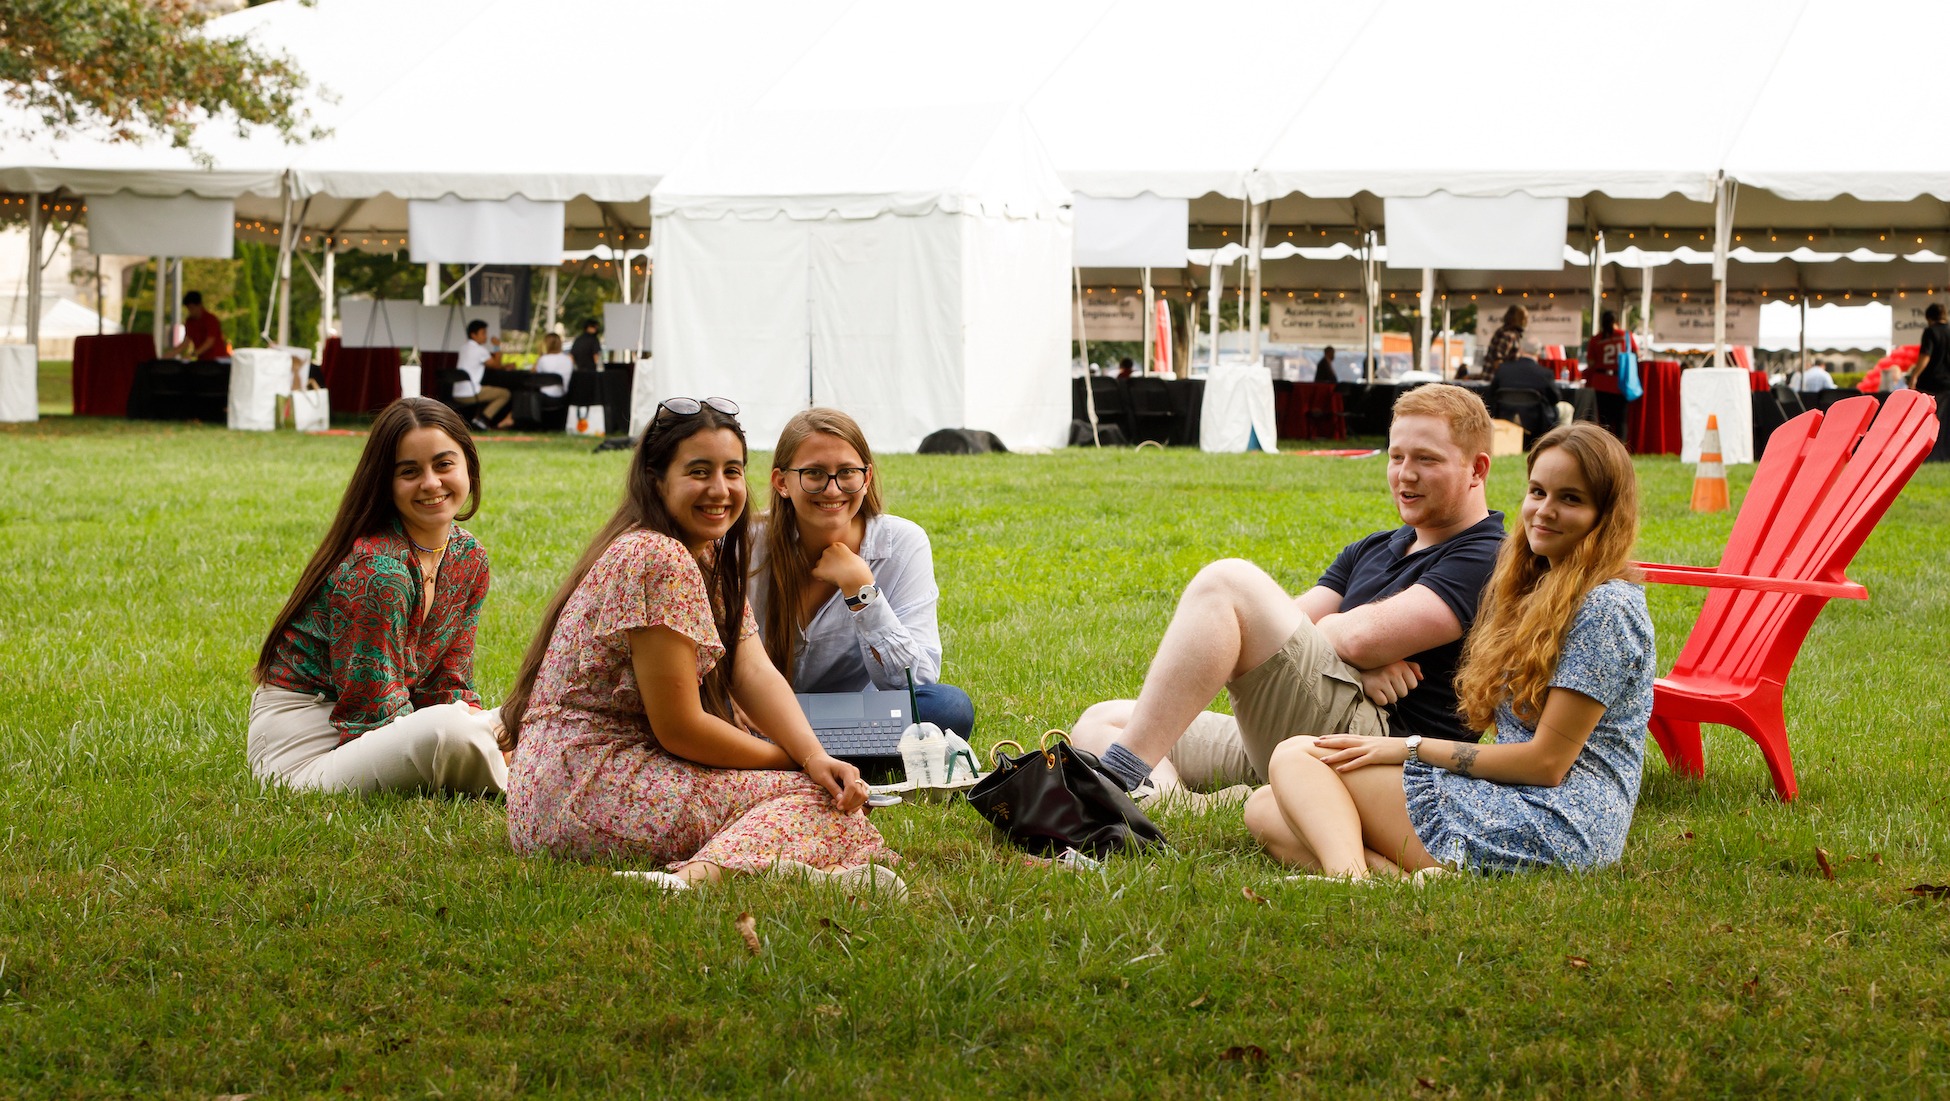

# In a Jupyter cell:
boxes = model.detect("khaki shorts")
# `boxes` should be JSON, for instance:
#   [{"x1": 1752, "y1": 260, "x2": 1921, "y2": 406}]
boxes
[{"x1": 1166, "y1": 619, "x2": 1389, "y2": 790}]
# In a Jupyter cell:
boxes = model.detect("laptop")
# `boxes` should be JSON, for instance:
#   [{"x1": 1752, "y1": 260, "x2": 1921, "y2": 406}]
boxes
[{"x1": 797, "y1": 683, "x2": 915, "y2": 776}]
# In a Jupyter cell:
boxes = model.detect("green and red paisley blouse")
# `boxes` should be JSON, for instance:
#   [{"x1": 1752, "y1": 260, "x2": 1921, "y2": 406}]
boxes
[{"x1": 262, "y1": 522, "x2": 490, "y2": 743}]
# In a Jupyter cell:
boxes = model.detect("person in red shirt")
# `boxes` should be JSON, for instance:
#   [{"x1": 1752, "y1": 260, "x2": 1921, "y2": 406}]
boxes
[
  {"x1": 171, "y1": 291, "x2": 231, "y2": 360},
  {"x1": 1583, "y1": 309, "x2": 1637, "y2": 439}
]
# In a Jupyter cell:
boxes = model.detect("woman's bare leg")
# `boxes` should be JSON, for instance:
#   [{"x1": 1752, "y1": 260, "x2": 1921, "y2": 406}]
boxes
[
  {"x1": 1245, "y1": 786, "x2": 1319, "y2": 869},
  {"x1": 1336, "y1": 763, "x2": 1439, "y2": 872},
  {"x1": 1264, "y1": 737, "x2": 1367, "y2": 876}
]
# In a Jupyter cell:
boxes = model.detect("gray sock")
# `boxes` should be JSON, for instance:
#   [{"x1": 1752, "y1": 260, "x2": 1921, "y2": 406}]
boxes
[{"x1": 1098, "y1": 743, "x2": 1153, "y2": 792}]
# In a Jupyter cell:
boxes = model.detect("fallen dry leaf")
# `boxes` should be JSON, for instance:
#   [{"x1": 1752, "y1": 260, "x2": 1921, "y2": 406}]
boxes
[
  {"x1": 1681, "y1": 830, "x2": 1695, "y2": 840},
  {"x1": 1870, "y1": 852, "x2": 1884, "y2": 866},
  {"x1": 734, "y1": 911, "x2": 761, "y2": 955},
  {"x1": 1241, "y1": 886, "x2": 1270, "y2": 906},
  {"x1": 1186, "y1": 993, "x2": 1208, "y2": 1010},
  {"x1": 1220, "y1": 1045, "x2": 1267, "y2": 1064},
  {"x1": 1905, "y1": 883, "x2": 1950, "y2": 900},
  {"x1": 1566, "y1": 956, "x2": 1589, "y2": 969},
  {"x1": 818, "y1": 916, "x2": 854, "y2": 938},
  {"x1": 1815, "y1": 847, "x2": 1836, "y2": 881}
]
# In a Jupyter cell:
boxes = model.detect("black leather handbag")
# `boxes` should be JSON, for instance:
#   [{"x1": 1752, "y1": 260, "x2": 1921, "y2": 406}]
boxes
[{"x1": 966, "y1": 732, "x2": 1168, "y2": 858}]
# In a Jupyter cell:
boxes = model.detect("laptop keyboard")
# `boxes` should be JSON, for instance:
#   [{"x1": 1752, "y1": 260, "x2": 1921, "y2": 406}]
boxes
[{"x1": 816, "y1": 718, "x2": 909, "y2": 756}]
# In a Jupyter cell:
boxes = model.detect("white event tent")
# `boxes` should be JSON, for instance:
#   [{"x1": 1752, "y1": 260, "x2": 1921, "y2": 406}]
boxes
[{"x1": 647, "y1": 108, "x2": 1073, "y2": 453}]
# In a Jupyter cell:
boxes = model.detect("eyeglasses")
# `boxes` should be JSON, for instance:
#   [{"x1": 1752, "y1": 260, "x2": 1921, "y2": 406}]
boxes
[
  {"x1": 656, "y1": 396, "x2": 739, "y2": 418},
  {"x1": 787, "y1": 465, "x2": 869, "y2": 494}
]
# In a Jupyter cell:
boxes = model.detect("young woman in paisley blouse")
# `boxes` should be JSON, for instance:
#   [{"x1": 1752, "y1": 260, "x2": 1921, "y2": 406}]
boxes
[
  {"x1": 501, "y1": 397, "x2": 900, "y2": 894},
  {"x1": 1247, "y1": 423, "x2": 1655, "y2": 878},
  {"x1": 250, "y1": 397, "x2": 507, "y2": 794}
]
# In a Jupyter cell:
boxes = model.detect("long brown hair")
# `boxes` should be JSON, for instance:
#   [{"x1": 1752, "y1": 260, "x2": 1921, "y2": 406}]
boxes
[
  {"x1": 254, "y1": 397, "x2": 480, "y2": 682},
  {"x1": 501, "y1": 404, "x2": 750, "y2": 746},
  {"x1": 757, "y1": 409, "x2": 883, "y2": 681},
  {"x1": 1454, "y1": 423, "x2": 1640, "y2": 730}
]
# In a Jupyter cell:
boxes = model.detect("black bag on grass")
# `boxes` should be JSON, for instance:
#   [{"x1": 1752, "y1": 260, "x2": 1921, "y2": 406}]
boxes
[{"x1": 967, "y1": 732, "x2": 1167, "y2": 858}]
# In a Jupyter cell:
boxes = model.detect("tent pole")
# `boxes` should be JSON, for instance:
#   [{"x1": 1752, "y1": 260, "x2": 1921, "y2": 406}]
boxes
[
  {"x1": 424, "y1": 263, "x2": 439, "y2": 307},
  {"x1": 545, "y1": 267, "x2": 558, "y2": 333},
  {"x1": 273, "y1": 185, "x2": 296, "y2": 346},
  {"x1": 1640, "y1": 261, "x2": 1653, "y2": 342},
  {"x1": 1248, "y1": 203, "x2": 1267, "y2": 362},
  {"x1": 1711, "y1": 175, "x2": 1732, "y2": 368},
  {"x1": 1589, "y1": 228, "x2": 1604, "y2": 355},
  {"x1": 94, "y1": 254, "x2": 103, "y2": 336},
  {"x1": 1141, "y1": 267, "x2": 1153, "y2": 375},
  {"x1": 1362, "y1": 230, "x2": 1376, "y2": 383},
  {"x1": 1798, "y1": 290, "x2": 1807, "y2": 377},
  {"x1": 1207, "y1": 256, "x2": 1222, "y2": 369},
  {"x1": 1418, "y1": 267, "x2": 1433, "y2": 373},
  {"x1": 320, "y1": 242, "x2": 336, "y2": 360},
  {"x1": 170, "y1": 259, "x2": 183, "y2": 341},
  {"x1": 1075, "y1": 266, "x2": 1099, "y2": 446},
  {"x1": 1441, "y1": 295, "x2": 1452, "y2": 379},
  {"x1": 152, "y1": 256, "x2": 167, "y2": 355},
  {"x1": 24, "y1": 193, "x2": 43, "y2": 352}
]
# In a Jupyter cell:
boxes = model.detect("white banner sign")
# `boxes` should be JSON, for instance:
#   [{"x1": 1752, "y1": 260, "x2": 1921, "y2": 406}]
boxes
[
  {"x1": 1073, "y1": 295, "x2": 1144, "y2": 341},
  {"x1": 1892, "y1": 300, "x2": 1944, "y2": 346},
  {"x1": 1471, "y1": 296, "x2": 1587, "y2": 348},
  {"x1": 1652, "y1": 293, "x2": 1760, "y2": 346},
  {"x1": 1269, "y1": 300, "x2": 1368, "y2": 346}
]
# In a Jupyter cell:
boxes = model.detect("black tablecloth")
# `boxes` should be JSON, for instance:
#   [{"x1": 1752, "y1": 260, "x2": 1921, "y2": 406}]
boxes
[{"x1": 125, "y1": 359, "x2": 229, "y2": 421}]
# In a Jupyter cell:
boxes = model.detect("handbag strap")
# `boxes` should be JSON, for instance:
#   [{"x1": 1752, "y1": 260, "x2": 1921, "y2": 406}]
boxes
[{"x1": 988, "y1": 739, "x2": 1026, "y2": 767}]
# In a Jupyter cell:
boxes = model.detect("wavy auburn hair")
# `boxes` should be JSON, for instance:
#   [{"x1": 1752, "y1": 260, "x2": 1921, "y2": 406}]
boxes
[
  {"x1": 254, "y1": 397, "x2": 480, "y2": 682},
  {"x1": 1453, "y1": 423, "x2": 1641, "y2": 730},
  {"x1": 757, "y1": 408, "x2": 883, "y2": 681},
  {"x1": 500, "y1": 404, "x2": 750, "y2": 747}
]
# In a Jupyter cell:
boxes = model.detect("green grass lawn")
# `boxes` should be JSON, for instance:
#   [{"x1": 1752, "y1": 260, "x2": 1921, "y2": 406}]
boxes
[{"x1": 1, "y1": 417, "x2": 1946, "y2": 1098}]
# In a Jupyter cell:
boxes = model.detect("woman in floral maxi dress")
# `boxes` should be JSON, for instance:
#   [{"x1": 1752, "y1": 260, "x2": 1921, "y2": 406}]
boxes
[{"x1": 503, "y1": 398, "x2": 899, "y2": 892}]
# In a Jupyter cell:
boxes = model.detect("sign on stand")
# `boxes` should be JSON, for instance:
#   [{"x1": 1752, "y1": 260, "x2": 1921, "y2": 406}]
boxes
[
  {"x1": 1892, "y1": 300, "x2": 1945, "y2": 346},
  {"x1": 1269, "y1": 300, "x2": 1368, "y2": 346},
  {"x1": 1651, "y1": 293, "x2": 1759, "y2": 347},
  {"x1": 1074, "y1": 295, "x2": 1144, "y2": 341},
  {"x1": 1471, "y1": 295, "x2": 1587, "y2": 348}
]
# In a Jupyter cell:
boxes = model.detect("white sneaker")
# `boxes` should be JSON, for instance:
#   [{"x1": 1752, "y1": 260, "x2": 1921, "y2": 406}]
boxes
[{"x1": 614, "y1": 870, "x2": 691, "y2": 891}]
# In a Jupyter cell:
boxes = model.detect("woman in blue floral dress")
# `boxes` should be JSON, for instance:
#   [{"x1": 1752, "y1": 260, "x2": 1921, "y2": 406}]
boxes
[{"x1": 1246, "y1": 423, "x2": 1654, "y2": 877}]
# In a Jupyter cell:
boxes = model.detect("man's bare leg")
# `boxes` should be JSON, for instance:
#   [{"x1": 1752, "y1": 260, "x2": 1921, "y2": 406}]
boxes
[
  {"x1": 1069, "y1": 700, "x2": 1187, "y2": 790},
  {"x1": 1108, "y1": 560, "x2": 1304, "y2": 780}
]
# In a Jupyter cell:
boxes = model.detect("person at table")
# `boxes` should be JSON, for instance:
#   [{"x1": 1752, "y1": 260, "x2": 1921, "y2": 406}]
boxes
[
  {"x1": 501, "y1": 397, "x2": 899, "y2": 893},
  {"x1": 458, "y1": 319, "x2": 514, "y2": 431},
  {"x1": 570, "y1": 317, "x2": 603, "y2": 374},
  {"x1": 169, "y1": 291, "x2": 230, "y2": 362},
  {"x1": 749, "y1": 408, "x2": 976, "y2": 738},
  {"x1": 1786, "y1": 360, "x2": 1835, "y2": 394},
  {"x1": 534, "y1": 332, "x2": 574, "y2": 400},
  {"x1": 1481, "y1": 305, "x2": 1527, "y2": 376},
  {"x1": 1247, "y1": 423, "x2": 1652, "y2": 880},
  {"x1": 1906, "y1": 304, "x2": 1950, "y2": 462},
  {"x1": 1314, "y1": 346, "x2": 1339, "y2": 384},
  {"x1": 1583, "y1": 309, "x2": 1638, "y2": 439},
  {"x1": 249, "y1": 397, "x2": 507, "y2": 795},
  {"x1": 1069, "y1": 384, "x2": 1504, "y2": 808},
  {"x1": 1488, "y1": 339, "x2": 1571, "y2": 442}
]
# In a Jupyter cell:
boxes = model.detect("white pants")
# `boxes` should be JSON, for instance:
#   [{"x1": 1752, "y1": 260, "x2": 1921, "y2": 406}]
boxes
[{"x1": 247, "y1": 686, "x2": 508, "y2": 795}]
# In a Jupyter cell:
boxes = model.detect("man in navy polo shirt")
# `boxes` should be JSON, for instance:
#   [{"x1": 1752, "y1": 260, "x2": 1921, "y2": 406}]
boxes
[{"x1": 1072, "y1": 383, "x2": 1505, "y2": 801}]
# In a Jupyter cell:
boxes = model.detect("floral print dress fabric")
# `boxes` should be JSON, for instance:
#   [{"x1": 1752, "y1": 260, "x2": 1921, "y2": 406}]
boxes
[
  {"x1": 1402, "y1": 580, "x2": 1655, "y2": 872},
  {"x1": 506, "y1": 530, "x2": 893, "y2": 873}
]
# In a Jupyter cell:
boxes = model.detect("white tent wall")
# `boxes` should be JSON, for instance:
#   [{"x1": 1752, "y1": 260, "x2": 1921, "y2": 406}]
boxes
[
  {"x1": 959, "y1": 211, "x2": 1073, "y2": 451},
  {"x1": 646, "y1": 214, "x2": 811, "y2": 445}
]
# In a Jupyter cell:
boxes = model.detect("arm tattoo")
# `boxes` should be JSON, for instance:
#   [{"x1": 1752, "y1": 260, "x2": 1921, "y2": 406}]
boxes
[{"x1": 1452, "y1": 743, "x2": 1480, "y2": 779}]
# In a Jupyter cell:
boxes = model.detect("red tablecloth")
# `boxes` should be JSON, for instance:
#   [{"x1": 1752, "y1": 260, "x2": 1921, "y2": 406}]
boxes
[
  {"x1": 1280, "y1": 382, "x2": 1346, "y2": 440},
  {"x1": 1749, "y1": 369, "x2": 1769, "y2": 392},
  {"x1": 1629, "y1": 360, "x2": 1684, "y2": 454},
  {"x1": 1541, "y1": 357, "x2": 1581, "y2": 382},
  {"x1": 71, "y1": 333, "x2": 157, "y2": 416},
  {"x1": 320, "y1": 338, "x2": 403, "y2": 414}
]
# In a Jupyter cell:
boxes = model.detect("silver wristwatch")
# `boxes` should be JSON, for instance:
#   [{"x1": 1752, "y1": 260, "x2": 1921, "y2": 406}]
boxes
[
  {"x1": 1403, "y1": 734, "x2": 1423, "y2": 765},
  {"x1": 843, "y1": 584, "x2": 880, "y2": 611}
]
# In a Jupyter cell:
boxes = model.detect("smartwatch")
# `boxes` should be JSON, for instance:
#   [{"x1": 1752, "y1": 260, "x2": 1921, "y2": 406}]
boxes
[
  {"x1": 1403, "y1": 734, "x2": 1423, "y2": 766},
  {"x1": 843, "y1": 584, "x2": 880, "y2": 611}
]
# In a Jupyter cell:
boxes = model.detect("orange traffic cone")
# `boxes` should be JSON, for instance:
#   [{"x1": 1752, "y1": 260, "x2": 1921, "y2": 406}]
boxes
[{"x1": 1690, "y1": 414, "x2": 1730, "y2": 512}]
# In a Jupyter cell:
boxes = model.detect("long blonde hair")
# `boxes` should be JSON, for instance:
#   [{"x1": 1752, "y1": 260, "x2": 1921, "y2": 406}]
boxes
[
  {"x1": 1454, "y1": 424, "x2": 1640, "y2": 729},
  {"x1": 758, "y1": 409, "x2": 883, "y2": 682}
]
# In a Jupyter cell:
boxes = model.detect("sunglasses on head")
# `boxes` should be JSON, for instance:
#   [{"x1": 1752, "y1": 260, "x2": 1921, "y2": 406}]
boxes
[{"x1": 656, "y1": 396, "x2": 740, "y2": 419}]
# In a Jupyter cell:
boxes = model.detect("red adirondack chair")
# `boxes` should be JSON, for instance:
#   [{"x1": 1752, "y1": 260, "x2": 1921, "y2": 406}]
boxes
[{"x1": 1635, "y1": 390, "x2": 1939, "y2": 801}]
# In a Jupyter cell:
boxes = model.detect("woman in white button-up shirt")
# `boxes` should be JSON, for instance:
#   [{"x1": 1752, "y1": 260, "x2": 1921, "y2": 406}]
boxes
[{"x1": 750, "y1": 409, "x2": 975, "y2": 737}]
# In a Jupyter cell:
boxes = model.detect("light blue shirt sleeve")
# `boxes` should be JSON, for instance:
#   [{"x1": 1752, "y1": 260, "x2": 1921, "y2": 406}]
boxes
[{"x1": 750, "y1": 514, "x2": 945, "y2": 693}]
